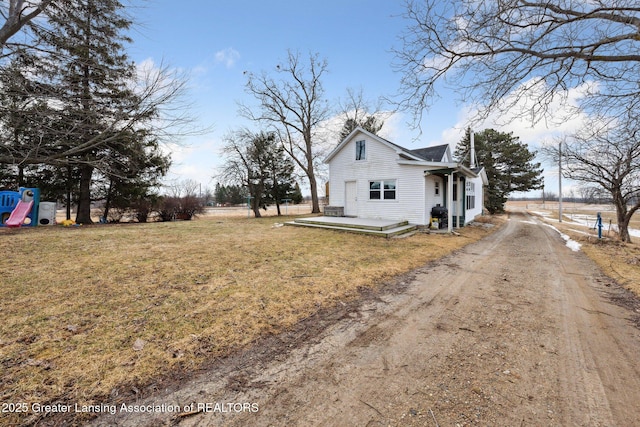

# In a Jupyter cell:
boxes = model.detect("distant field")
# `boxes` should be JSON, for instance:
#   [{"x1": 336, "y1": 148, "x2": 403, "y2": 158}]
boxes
[
  {"x1": 507, "y1": 200, "x2": 640, "y2": 231},
  {"x1": 55, "y1": 203, "x2": 314, "y2": 223}
]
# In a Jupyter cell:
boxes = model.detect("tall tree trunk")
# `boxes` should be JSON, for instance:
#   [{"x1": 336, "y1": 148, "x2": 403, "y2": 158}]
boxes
[
  {"x1": 17, "y1": 165, "x2": 24, "y2": 187},
  {"x1": 309, "y1": 175, "x2": 320, "y2": 213},
  {"x1": 103, "y1": 178, "x2": 114, "y2": 223},
  {"x1": 617, "y1": 209, "x2": 631, "y2": 243},
  {"x1": 248, "y1": 182, "x2": 262, "y2": 218},
  {"x1": 613, "y1": 190, "x2": 631, "y2": 243},
  {"x1": 66, "y1": 165, "x2": 72, "y2": 220},
  {"x1": 305, "y1": 153, "x2": 320, "y2": 213},
  {"x1": 251, "y1": 196, "x2": 262, "y2": 218},
  {"x1": 76, "y1": 163, "x2": 94, "y2": 224},
  {"x1": 272, "y1": 176, "x2": 282, "y2": 216},
  {"x1": 304, "y1": 132, "x2": 321, "y2": 214}
]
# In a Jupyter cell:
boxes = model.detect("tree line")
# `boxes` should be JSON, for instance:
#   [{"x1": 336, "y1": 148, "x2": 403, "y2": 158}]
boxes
[
  {"x1": 0, "y1": 3, "x2": 386, "y2": 223},
  {"x1": 4, "y1": 1, "x2": 638, "y2": 241},
  {"x1": 0, "y1": 0, "x2": 190, "y2": 223}
]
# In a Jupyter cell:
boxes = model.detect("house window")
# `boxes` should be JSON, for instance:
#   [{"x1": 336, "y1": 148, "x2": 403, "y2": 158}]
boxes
[
  {"x1": 370, "y1": 180, "x2": 396, "y2": 200},
  {"x1": 466, "y1": 181, "x2": 475, "y2": 210},
  {"x1": 434, "y1": 181, "x2": 440, "y2": 196},
  {"x1": 356, "y1": 140, "x2": 366, "y2": 161}
]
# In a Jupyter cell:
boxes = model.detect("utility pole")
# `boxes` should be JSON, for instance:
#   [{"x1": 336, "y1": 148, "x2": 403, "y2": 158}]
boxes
[{"x1": 558, "y1": 141, "x2": 563, "y2": 223}]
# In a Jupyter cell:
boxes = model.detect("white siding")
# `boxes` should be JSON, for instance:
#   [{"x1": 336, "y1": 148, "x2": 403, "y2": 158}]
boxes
[
  {"x1": 328, "y1": 133, "x2": 427, "y2": 225},
  {"x1": 327, "y1": 129, "x2": 486, "y2": 226},
  {"x1": 464, "y1": 175, "x2": 484, "y2": 224},
  {"x1": 425, "y1": 176, "x2": 445, "y2": 221}
]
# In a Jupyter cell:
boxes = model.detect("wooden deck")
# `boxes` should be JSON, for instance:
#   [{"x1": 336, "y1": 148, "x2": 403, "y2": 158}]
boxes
[{"x1": 285, "y1": 216, "x2": 418, "y2": 238}]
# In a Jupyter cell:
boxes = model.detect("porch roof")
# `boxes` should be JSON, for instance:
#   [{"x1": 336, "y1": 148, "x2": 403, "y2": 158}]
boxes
[{"x1": 423, "y1": 164, "x2": 479, "y2": 179}]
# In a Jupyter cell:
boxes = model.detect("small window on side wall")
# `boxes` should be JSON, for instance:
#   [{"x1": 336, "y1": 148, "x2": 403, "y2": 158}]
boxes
[
  {"x1": 356, "y1": 140, "x2": 366, "y2": 161},
  {"x1": 435, "y1": 181, "x2": 440, "y2": 196}
]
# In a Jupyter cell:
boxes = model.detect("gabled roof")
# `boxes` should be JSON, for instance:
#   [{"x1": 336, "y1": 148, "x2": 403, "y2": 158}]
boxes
[
  {"x1": 324, "y1": 126, "x2": 450, "y2": 164},
  {"x1": 325, "y1": 126, "x2": 487, "y2": 183}
]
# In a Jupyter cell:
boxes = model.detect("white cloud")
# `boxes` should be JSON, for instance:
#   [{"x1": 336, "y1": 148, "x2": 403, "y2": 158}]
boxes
[
  {"x1": 444, "y1": 79, "x2": 593, "y2": 148},
  {"x1": 424, "y1": 79, "x2": 599, "y2": 197},
  {"x1": 214, "y1": 48, "x2": 240, "y2": 69}
]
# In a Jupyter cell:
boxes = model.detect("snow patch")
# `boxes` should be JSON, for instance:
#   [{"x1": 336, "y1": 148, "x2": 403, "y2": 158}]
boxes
[
  {"x1": 530, "y1": 211, "x2": 550, "y2": 217},
  {"x1": 544, "y1": 224, "x2": 582, "y2": 252}
]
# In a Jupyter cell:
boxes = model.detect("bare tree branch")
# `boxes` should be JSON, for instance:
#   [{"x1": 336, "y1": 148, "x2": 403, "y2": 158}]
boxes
[
  {"x1": 394, "y1": 0, "x2": 640, "y2": 128},
  {"x1": 0, "y1": 0, "x2": 56, "y2": 49},
  {"x1": 542, "y1": 114, "x2": 640, "y2": 242},
  {"x1": 240, "y1": 50, "x2": 330, "y2": 213}
]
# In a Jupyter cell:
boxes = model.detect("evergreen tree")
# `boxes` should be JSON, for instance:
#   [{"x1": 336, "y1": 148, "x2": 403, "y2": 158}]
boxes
[
  {"x1": 95, "y1": 129, "x2": 170, "y2": 221},
  {"x1": 213, "y1": 183, "x2": 225, "y2": 205},
  {"x1": 290, "y1": 182, "x2": 304, "y2": 204},
  {"x1": 456, "y1": 128, "x2": 543, "y2": 214},
  {"x1": 338, "y1": 115, "x2": 384, "y2": 142},
  {"x1": 213, "y1": 183, "x2": 246, "y2": 205},
  {"x1": 261, "y1": 136, "x2": 297, "y2": 215},
  {"x1": 1, "y1": 2, "x2": 186, "y2": 223},
  {"x1": 29, "y1": 0, "x2": 158, "y2": 223},
  {"x1": 221, "y1": 130, "x2": 297, "y2": 217}
]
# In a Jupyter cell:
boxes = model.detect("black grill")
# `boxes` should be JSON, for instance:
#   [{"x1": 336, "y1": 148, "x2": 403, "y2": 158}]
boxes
[{"x1": 431, "y1": 206, "x2": 448, "y2": 229}]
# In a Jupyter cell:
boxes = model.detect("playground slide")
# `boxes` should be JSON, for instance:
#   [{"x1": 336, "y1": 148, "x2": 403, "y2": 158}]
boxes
[{"x1": 5, "y1": 200, "x2": 34, "y2": 228}]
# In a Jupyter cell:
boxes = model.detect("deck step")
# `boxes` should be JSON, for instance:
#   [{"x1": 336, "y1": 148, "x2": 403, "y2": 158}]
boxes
[
  {"x1": 291, "y1": 217, "x2": 409, "y2": 231},
  {"x1": 285, "y1": 217, "x2": 417, "y2": 238}
]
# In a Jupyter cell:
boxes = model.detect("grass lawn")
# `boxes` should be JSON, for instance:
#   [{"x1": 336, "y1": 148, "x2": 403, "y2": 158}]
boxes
[{"x1": 0, "y1": 215, "x2": 498, "y2": 425}]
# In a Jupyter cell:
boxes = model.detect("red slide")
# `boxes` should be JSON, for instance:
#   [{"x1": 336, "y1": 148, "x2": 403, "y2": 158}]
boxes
[{"x1": 5, "y1": 200, "x2": 34, "y2": 228}]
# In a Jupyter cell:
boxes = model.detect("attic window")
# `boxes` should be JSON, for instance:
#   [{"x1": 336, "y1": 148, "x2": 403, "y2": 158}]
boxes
[{"x1": 355, "y1": 140, "x2": 366, "y2": 161}]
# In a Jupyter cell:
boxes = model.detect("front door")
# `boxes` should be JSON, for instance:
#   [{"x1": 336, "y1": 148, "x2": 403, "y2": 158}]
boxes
[{"x1": 344, "y1": 181, "x2": 357, "y2": 216}]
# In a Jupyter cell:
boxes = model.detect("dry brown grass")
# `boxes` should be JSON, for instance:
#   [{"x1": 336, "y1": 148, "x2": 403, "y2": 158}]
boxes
[
  {"x1": 0, "y1": 215, "x2": 499, "y2": 424},
  {"x1": 580, "y1": 239, "x2": 640, "y2": 296}
]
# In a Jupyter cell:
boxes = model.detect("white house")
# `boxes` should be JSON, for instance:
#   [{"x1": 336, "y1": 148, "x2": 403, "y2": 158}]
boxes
[{"x1": 324, "y1": 127, "x2": 488, "y2": 231}]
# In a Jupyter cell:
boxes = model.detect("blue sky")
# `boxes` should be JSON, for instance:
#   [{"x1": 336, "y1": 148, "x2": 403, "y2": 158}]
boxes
[{"x1": 127, "y1": 0, "x2": 576, "y2": 197}]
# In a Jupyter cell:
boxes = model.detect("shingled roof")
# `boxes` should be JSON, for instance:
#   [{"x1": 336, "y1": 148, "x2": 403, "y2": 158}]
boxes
[{"x1": 408, "y1": 145, "x2": 449, "y2": 162}]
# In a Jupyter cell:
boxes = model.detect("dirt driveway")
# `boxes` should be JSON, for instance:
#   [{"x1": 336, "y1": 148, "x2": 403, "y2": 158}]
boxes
[{"x1": 93, "y1": 211, "x2": 640, "y2": 427}]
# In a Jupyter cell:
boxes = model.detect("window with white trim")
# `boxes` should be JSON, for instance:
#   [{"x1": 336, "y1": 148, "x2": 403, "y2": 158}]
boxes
[
  {"x1": 434, "y1": 181, "x2": 440, "y2": 196},
  {"x1": 355, "y1": 140, "x2": 366, "y2": 161},
  {"x1": 369, "y1": 180, "x2": 396, "y2": 200},
  {"x1": 466, "y1": 181, "x2": 475, "y2": 210}
]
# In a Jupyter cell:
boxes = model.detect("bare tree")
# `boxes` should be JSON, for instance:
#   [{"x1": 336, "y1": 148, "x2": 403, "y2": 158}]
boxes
[
  {"x1": 0, "y1": 0, "x2": 56, "y2": 52},
  {"x1": 394, "y1": 0, "x2": 640, "y2": 127},
  {"x1": 165, "y1": 178, "x2": 200, "y2": 199},
  {"x1": 544, "y1": 116, "x2": 640, "y2": 243},
  {"x1": 240, "y1": 50, "x2": 330, "y2": 214}
]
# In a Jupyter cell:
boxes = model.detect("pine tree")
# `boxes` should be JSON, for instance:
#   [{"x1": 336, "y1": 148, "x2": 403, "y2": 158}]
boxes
[
  {"x1": 33, "y1": 0, "x2": 155, "y2": 223},
  {"x1": 261, "y1": 137, "x2": 296, "y2": 215},
  {"x1": 338, "y1": 115, "x2": 384, "y2": 142},
  {"x1": 456, "y1": 128, "x2": 543, "y2": 214},
  {"x1": 221, "y1": 130, "x2": 298, "y2": 217}
]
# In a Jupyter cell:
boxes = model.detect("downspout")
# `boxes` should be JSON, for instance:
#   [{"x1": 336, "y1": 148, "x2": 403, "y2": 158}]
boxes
[
  {"x1": 456, "y1": 174, "x2": 462, "y2": 227},
  {"x1": 447, "y1": 172, "x2": 453, "y2": 233}
]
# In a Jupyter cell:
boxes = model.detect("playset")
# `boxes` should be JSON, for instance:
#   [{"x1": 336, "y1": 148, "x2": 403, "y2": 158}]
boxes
[{"x1": 0, "y1": 187, "x2": 56, "y2": 228}]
